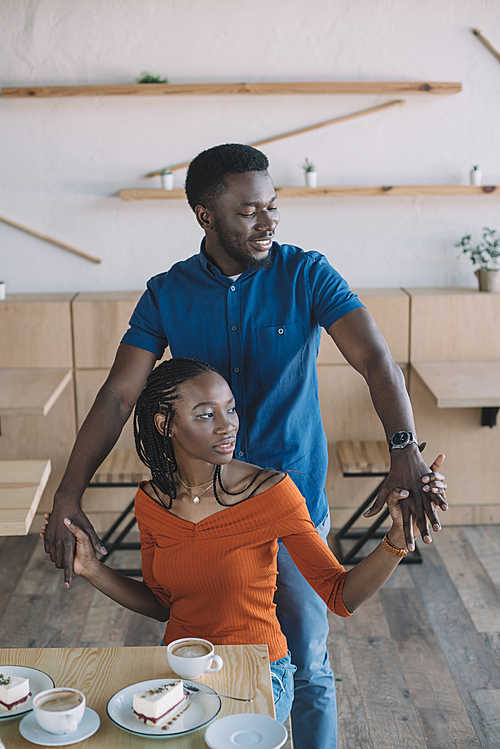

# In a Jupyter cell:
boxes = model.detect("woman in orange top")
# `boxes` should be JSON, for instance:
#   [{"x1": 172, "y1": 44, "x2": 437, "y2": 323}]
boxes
[{"x1": 42, "y1": 357, "x2": 446, "y2": 723}]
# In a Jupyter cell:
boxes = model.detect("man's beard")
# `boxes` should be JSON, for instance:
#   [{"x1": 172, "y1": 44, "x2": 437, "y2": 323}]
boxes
[{"x1": 214, "y1": 218, "x2": 273, "y2": 272}]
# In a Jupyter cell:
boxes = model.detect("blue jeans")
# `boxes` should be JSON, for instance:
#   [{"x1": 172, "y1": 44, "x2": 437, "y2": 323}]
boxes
[
  {"x1": 271, "y1": 651, "x2": 296, "y2": 724},
  {"x1": 274, "y1": 512, "x2": 337, "y2": 749}
]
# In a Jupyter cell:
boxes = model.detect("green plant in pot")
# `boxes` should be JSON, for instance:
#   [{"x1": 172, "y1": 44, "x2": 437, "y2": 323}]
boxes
[
  {"x1": 455, "y1": 227, "x2": 500, "y2": 292},
  {"x1": 160, "y1": 168, "x2": 174, "y2": 190},
  {"x1": 302, "y1": 158, "x2": 317, "y2": 188},
  {"x1": 136, "y1": 71, "x2": 169, "y2": 83}
]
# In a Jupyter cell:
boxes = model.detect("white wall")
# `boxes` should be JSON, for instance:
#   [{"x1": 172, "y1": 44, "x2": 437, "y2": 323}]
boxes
[{"x1": 1, "y1": 0, "x2": 500, "y2": 293}]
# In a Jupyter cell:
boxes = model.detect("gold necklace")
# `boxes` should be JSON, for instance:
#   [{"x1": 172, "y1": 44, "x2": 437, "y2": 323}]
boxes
[{"x1": 177, "y1": 471, "x2": 215, "y2": 504}]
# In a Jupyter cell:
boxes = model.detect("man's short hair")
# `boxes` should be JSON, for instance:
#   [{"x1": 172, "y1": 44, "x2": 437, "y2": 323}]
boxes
[{"x1": 185, "y1": 143, "x2": 269, "y2": 211}]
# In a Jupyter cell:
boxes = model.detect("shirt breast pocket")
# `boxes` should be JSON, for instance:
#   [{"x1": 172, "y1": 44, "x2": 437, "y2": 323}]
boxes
[{"x1": 256, "y1": 321, "x2": 306, "y2": 387}]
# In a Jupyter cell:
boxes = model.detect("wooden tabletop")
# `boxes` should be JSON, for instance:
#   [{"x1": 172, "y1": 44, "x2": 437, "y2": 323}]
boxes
[
  {"x1": 0, "y1": 645, "x2": 274, "y2": 747},
  {"x1": 0, "y1": 459, "x2": 51, "y2": 535},
  {"x1": 0, "y1": 369, "x2": 72, "y2": 416},
  {"x1": 412, "y1": 361, "x2": 500, "y2": 408}
]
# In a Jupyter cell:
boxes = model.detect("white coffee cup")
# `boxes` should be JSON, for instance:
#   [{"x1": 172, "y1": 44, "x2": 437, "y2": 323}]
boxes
[
  {"x1": 167, "y1": 637, "x2": 224, "y2": 680},
  {"x1": 33, "y1": 688, "x2": 85, "y2": 735}
]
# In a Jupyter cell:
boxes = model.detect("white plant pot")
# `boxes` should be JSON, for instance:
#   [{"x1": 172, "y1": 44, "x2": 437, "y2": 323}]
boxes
[
  {"x1": 161, "y1": 173, "x2": 174, "y2": 190},
  {"x1": 475, "y1": 268, "x2": 500, "y2": 293},
  {"x1": 0, "y1": 282, "x2": 5, "y2": 301},
  {"x1": 305, "y1": 171, "x2": 318, "y2": 188},
  {"x1": 470, "y1": 169, "x2": 482, "y2": 186}
]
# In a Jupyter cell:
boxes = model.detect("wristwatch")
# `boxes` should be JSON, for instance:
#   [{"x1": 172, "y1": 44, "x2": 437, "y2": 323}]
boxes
[{"x1": 388, "y1": 430, "x2": 418, "y2": 452}]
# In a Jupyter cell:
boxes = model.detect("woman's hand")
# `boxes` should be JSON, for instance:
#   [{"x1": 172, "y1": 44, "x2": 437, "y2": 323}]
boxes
[
  {"x1": 386, "y1": 454, "x2": 447, "y2": 550},
  {"x1": 421, "y1": 453, "x2": 447, "y2": 503},
  {"x1": 41, "y1": 513, "x2": 100, "y2": 583}
]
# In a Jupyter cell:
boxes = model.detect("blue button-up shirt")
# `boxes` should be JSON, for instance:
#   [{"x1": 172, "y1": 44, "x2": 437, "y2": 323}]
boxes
[{"x1": 122, "y1": 241, "x2": 363, "y2": 526}]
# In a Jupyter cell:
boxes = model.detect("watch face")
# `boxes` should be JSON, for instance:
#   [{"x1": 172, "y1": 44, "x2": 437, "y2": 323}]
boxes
[{"x1": 392, "y1": 431, "x2": 411, "y2": 447}]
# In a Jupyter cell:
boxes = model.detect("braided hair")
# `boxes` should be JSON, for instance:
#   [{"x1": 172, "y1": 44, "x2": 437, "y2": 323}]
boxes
[
  {"x1": 134, "y1": 356, "x2": 276, "y2": 510},
  {"x1": 134, "y1": 358, "x2": 216, "y2": 508}
]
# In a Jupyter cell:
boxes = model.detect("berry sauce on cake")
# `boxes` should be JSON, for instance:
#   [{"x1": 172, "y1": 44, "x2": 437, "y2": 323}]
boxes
[{"x1": 0, "y1": 674, "x2": 31, "y2": 711}]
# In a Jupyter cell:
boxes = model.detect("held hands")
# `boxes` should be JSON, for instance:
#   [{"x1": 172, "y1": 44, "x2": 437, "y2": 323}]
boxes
[
  {"x1": 43, "y1": 503, "x2": 107, "y2": 588},
  {"x1": 364, "y1": 453, "x2": 447, "y2": 552},
  {"x1": 41, "y1": 514, "x2": 100, "y2": 586}
]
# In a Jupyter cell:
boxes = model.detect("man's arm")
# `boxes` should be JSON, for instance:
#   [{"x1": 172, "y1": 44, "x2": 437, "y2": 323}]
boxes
[
  {"x1": 44, "y1": 343, "x2": 158, "y2": 586},
  {"x1": 328, "y1": 307, "x2": 447, "y2": 551}
]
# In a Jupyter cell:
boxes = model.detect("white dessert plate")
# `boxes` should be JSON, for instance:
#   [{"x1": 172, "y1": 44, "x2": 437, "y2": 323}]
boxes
[
  {"x1": 204, "y1": 713, "x2": 288, "y2": 749},
  {"x1": 19, "y1": 706, "x2": 100, "y2": 746},
  {"x1": 0, "y1": 666, "x2": 54, "y2": 721},
  {"x1": 107, "y1": 678, "x2": 221, "y2": 738}
]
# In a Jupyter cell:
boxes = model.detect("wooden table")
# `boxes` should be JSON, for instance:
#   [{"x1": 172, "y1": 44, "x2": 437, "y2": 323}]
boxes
[
  {"x1": 0, "y1": 459, "x2": 51, "y2": 535},
  {"x1": 0, "y1": 645, "x2": 274, "y2": 747},
  {"x1": 0, "y1": 369, "x2": 72, "y2": 417},
  {"x1": 412, "y1": 361, "x2": 500, "y2": 426}
]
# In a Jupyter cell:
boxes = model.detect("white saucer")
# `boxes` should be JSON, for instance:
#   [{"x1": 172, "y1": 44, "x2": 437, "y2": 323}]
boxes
[
  {"x1": 204, "y1": 713, "x2": 288, "y2": 749},
  {"x1": 0, "y1": 666, "x2": 54, "y2": 721},
  {"x1": 107, "y1": 678, "x2": 221, "y2": 738},
  {"x1": 19, "y1": 707, "x2": 100, "y2": 746}
]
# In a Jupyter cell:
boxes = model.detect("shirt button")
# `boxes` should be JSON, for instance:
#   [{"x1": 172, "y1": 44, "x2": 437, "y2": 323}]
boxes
[
  {"x1": 278, "y1": 327, "x2": 284, "y2": 335},
  {"x1": 230, "y1": 285, "x2": 236, "y2": 292},
  {"x1": 233, "y1": 367, "x2": 240, "y2": 373},
  {"x1": 231, "y1": 325, "x2": 238, "y2": 331},
  {"x1": 237, "y1": 451, "x2": 244, "y2": 457}
]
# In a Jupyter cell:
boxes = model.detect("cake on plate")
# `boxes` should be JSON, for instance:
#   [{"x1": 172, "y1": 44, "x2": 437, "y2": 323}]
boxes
[
  {"x1": 133, "y1": 680, "x2": 188, "y2": 726},
  {"x1": 0, "y1": 674, "x2": 31, "y2": 711}
]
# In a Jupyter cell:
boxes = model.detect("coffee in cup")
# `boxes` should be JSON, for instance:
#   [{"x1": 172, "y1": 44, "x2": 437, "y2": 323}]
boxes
[
  {"x1": 167, "y1": 638, "x2": 223, "y2": 680},
  {"x1": 170, "y1": 641, "x2": 212, "y2": 658},
  {"x1": 33, "y1": 688, "x2": 85, "y2": 735}
]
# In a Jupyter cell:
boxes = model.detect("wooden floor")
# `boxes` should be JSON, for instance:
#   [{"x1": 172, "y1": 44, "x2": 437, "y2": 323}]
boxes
[{"x1": 1, "y1": 526, "x2": 500, "y2": 748}]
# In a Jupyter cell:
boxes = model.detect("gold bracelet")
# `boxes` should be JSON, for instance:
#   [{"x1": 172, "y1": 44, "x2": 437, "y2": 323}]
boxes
[{"x1": 382, "y1": 534, "x2": 408, "y2": 558}]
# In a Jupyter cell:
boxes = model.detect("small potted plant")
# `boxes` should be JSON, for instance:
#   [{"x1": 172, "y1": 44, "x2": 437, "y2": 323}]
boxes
[
  {"x1": 160, "y1": 168, "x2": 174, "y2": 191},
  {"x1": 470, "y1": 165, "x2": 482, "y2": 186},
  {"x1": 302, "y1": 158, "x2": 318, "y2": 188},
  {"x1": 136, "y1": 71, "x2": 169, "y2": 83},
  {"x1": 456, "y1": 227, "x2": 500, "y2": 292}
]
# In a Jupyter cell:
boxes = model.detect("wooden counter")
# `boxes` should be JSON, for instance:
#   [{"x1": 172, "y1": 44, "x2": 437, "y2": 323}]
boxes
[{"x1": 412, "y1": 361, "x2": 500, "y2": 408}]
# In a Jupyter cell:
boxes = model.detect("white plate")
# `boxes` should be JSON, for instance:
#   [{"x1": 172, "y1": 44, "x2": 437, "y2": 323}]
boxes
[
  {"x1": 19, "y1": 706, "x2": 100, "y2": 746},
  {"x1": 107, "y1": 678, "x2": 221, "y2": 738},
  {"x1": 204, "y1": 713, "x2": 288, "y2": 749},
  {"x1": 0, "y1": 666, "x2": 54, "y2": 721}
]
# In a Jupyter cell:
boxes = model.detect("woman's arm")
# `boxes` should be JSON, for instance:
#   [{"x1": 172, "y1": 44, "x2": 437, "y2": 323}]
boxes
[
  {"x1": 279, "y1": 456, "x2": 446, "y2": 615},
  {"x1": 41, "y1": 516, "x2": 170, "y2": 622},
  {"x1": 340, "y1": 492, "x2": 408, "y2": 613}
]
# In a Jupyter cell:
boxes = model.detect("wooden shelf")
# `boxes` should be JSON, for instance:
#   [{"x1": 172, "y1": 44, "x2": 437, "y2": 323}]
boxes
[
  {"x1": 1, "y1": 81, "x2": 462, "y2": 98},
  {"x1": 119, "y1": 185, "x2": 499, "y2": 201}
]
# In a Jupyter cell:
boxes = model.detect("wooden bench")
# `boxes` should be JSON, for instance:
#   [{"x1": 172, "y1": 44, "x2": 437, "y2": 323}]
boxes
[
  {"x1": 89, "y1": 449, "x2": 149, "y2": 576},
  {"x1": 0, "y1": 459, "x2": 51, "y2": 535}
]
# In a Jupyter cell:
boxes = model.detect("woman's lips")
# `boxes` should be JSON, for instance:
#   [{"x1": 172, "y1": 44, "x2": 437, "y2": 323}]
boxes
[{"x1": 213, "y1": 439, "x2": 236, "y2": 454}]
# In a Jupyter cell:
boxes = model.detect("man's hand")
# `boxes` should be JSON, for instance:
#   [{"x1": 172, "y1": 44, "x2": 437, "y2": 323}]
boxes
[
  {"x1": 41, "y1": 514, "x2": 102, "y2": 581},
  {"x1": 43, "y1": 502, "x2": 106, "y2": 588},
  {"x1": 363, "y1": 451, "x2": 447, "y2": 552}
]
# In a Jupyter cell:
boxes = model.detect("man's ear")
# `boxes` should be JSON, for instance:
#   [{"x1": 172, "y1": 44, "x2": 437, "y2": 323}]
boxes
[{"x1": 195, "y1": 204, "x2": 214, "y2": 231}]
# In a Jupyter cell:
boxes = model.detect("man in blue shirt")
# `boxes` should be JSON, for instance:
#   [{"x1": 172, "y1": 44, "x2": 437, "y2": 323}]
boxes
[{"x1": 45, "y1": 144, "x2": 446, "y2": 749}]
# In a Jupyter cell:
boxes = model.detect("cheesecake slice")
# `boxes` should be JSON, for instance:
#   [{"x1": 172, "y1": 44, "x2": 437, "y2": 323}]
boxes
[
  {"x1": 133, "y1": 680, "x2": 188, "y2": 726},
  {"x1": 0, "y1": 674, "x2": 31, "y2": 711}
]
